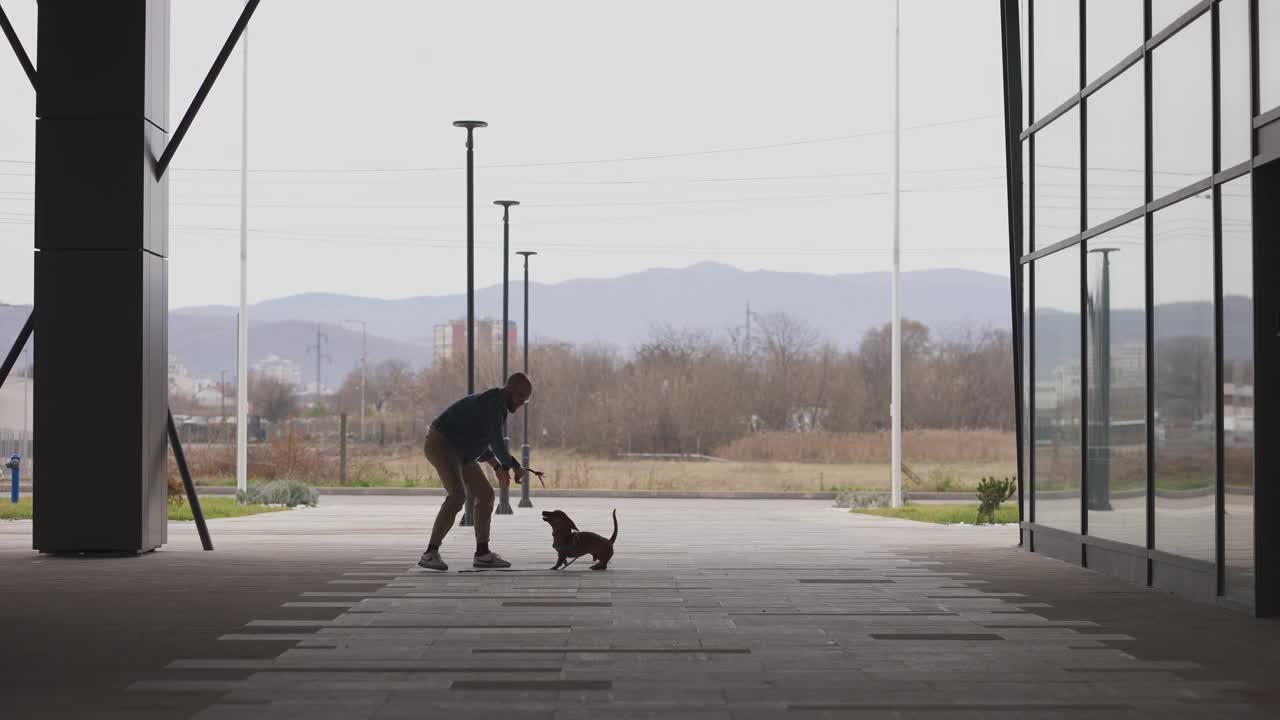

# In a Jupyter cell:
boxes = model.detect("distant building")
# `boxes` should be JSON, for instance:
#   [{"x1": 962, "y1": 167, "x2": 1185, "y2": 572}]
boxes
[
  {"x1": 252, "y1": 354, "x2": 303, "y2": 388},
  {"x1": 433, "y1": 317, "x2": 517, "y2": 363}
]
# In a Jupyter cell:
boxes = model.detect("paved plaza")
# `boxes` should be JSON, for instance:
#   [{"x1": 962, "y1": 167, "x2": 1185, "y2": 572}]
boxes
[{"x1": 2, "y1": 496, "x2": 1278, "y2": 719}]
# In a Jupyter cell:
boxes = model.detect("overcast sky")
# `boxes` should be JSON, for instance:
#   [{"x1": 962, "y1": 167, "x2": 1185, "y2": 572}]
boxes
[{"x1": 0, "y1": 1, "x2": 1010, "y2": 309}]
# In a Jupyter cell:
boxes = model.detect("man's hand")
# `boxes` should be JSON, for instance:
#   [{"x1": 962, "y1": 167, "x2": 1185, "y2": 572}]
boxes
[{"x1": 495, "y1": 467, "x2": 511, "y2": 489}]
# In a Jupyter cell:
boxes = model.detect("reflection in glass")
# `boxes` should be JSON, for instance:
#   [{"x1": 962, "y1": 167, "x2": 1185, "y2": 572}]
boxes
[
  {"x1": 1035, "y1": 108, "x2": 1081, "y2": 249},
  {"x1": 1222, "y1": 177, "x2": 1254, "y2": 604},
  {"x1": 1021, "y1": 0, "x2": 1031, "y2": 125},
  {"x1": 1220, "y1": 0, "x2": 1252, "y2": 169},
  {"x1": 1034, "y1": 0, "x2": 1080, "y2": 117},
  {"x1": 1153, "y1": 15, "x2": 1212, "y2": 198},
  {"x1": 1034, "y1": 247, "x2": 1082, "y2": 533},
  {"x1": 1085, "y1": 221, "x2": 1146, "y2": 547},
  {"x1": 1153, "y1": 198, "x2": 1216, "y2": 563},
  {"x1": 1023, "y1": 139, "x2": 1031, "y2": 252},
  {"x1": 1086, "y1": 0, "x2": 1143, "y2": 80},
  {"x1": 1152, "y1": 0, "x2": 1202, "y2": 34},
  {"x1": 1262, "y1": 0, "x2": 1280, "y2": 112},
  {"x1": 1022, "y1": 263, "x2": 1032, "y2": 522},
  {"x1": 1087, "y1": 64, "x2": 1145, "y2": 228}
]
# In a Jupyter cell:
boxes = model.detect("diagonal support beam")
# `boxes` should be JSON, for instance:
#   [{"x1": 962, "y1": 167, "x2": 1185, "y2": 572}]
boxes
[
  {"x1": 168, "y1": 411, "x2": 213, "y2": 551},
  {"x1": 0, "y1": 2, "x2": 36, "y2": 92},
  {"x1": 155, "y1": 0, "x2": 261, "y2": 179},
  {"x1": 0, "y1": 309, "x2": 33, "y2": 391}
]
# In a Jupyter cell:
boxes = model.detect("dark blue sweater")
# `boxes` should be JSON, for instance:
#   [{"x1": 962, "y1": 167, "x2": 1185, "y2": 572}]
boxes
[{"x1": 430, "y1": 388, "x2": 520, "y2": 470}]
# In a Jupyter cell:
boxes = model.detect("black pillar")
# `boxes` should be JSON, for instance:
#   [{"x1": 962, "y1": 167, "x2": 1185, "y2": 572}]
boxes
[{"x1": 33, "y1": 1, "x2": 170, "y2": 553}]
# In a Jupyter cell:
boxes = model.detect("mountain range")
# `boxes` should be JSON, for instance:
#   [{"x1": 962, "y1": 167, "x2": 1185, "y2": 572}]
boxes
[{"x1": 0, "y1": 263, "x2": 1015, "y2": 383}]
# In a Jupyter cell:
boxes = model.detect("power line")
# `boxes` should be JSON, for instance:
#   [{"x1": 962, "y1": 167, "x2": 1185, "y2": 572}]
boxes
[{"x1": 0, "y1": 114, "x2": 999, "y2": 175}]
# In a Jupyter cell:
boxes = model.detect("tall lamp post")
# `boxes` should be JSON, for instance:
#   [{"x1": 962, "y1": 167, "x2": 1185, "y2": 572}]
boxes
[
  {"x1": 889, "y1": 0, "x2": 903, "y2": 508},
  {"x1": 1087, "y1": 248, "x2": 1117, "y2": 511},
  {"x1": 517, "y1": 251, "x2": 537, "y2": 508},
  {"x1": 494, "y1": 201, "x2": 520, "y2": 515},
  {"x1": 453, "y1": 120, "x2": 487, "y2": 527}
]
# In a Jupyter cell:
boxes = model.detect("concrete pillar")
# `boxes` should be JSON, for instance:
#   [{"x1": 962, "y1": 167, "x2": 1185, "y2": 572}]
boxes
[{"x1": 33, "y1": 1, "x2": 170, "y2": 553}]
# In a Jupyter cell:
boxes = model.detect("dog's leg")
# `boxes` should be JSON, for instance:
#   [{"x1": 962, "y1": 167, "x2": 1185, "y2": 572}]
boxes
[
  {"x1": 551, "y1": 553, "x2": 567, "y2": 570},
  {"x1": 592, "y1": 547, "x2": 613, "y2": 571}
]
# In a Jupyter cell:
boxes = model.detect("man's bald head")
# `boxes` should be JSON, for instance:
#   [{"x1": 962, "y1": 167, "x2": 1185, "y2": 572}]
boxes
[{"x1": 504, "y1": 372, "x2": 533, "y2": 411}]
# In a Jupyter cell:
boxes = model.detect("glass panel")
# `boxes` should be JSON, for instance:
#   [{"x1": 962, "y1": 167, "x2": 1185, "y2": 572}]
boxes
[
  {"x1": 1035, "y1": 108, "x2": 1081, "y2": 248},
  {"x1": 1034, "y1": 247, "x2": 1082, "y2": 533},
  {"x1": 1022, "y1": 0, "x2": 1032, "y2": 125},
  {"x1": 1152, "y1": 197, "x2": 1216, "y2": 563},
  {"x1": 1085, "y1": 220, "x2": 1147, "y2": 546},
  {"x1": 1023, "y1": 263, "x2": 1032, "y2": 522},
  {"x1": 1034, "y1": 0, "x2": 1081, "y2": 117},
  {"x1": 1222, "y1": 176, "x2": 1254, "y2": 604},
  {"x1": 1087, "y1": 63, "x2": 1145, "y2": 228},
  {"x1": 1086, "y1": 0, "x2": 1143, "y2": 81},
  {"x1": 1152, "y1": 0, "x2": 1202, "y2": 35},
  {"x1": 1153, "y1": 15, "x2": 1212, "y2": 198},
  {"x1": 1023, "y1": 139, "x2": 1032, "y2": 252},
  {"x1": 1220, "y1": 0, "x2": 1252, "y2": 168},
  {"x1": 1261, "y1": 0, "x2": 1280, "y2": 112}
]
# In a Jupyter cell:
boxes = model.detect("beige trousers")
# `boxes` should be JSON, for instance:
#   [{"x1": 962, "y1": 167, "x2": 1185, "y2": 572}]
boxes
[{"x1": 424, "y1": 428, "x2": 495, "y2": 547}]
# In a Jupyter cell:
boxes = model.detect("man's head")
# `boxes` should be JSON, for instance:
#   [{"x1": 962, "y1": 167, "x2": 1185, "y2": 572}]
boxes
[{"x1": 504, "y1": 372, "x2": 533, "y2": 412}]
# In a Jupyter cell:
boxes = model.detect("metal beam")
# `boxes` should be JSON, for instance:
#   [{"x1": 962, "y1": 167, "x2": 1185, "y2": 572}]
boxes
[
  {"x1": 0, "y1": 310, "x2": 33, "y2": 391},
  {"x1": 154, "y1": 0, "x2": 260, "y2": 178},
  {"x1": 168, "y1": 411, "x2": 213, "y2": 551},
  {"x1": 0, "y1": 3, "x2": 36, "y2": 91},
  {"x1": 999, "y1": 0, "x2": 1026, "y2": 532}
]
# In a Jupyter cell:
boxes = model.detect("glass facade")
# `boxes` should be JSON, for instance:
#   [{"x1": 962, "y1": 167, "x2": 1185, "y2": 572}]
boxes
[
  {"x1": 1086, "y1": 64, "x2": 1145, "y2": 227},
  {"x1": 1086, "y1": 0, "x2": 1143, "y2": 80},
  {"x1": 1034, "y1": 108, "x2": 1080, "y2": 248},
  {"x1": 1014, "y1": 0, "x2": 1268, "y2": 609},
  {"x1": 1033, "y1": 247, "x2": 1081, "y2": 533},
  {"x1": 1222, "y1": 176, "x2": 1254, "y2": 603},
  {"x1": 1152, "y1": 14, "x2": 1212, "y2": 200},
  {"x1": 1085, "y1": 220, "x2": 1146, "y2": 547},
  {"x1": 1152, "y1": 198, "x2": 1216, "y2": 563},
  {"x1": 1220, "y1": 0, "x2": 1252, "y2": 168},
  {"x1": 1262, "y1": 0, "x2": 1280, "y2": 112},
  {"x1": 1034, "y1": 0, "x2": 1080, "y2": 117}
]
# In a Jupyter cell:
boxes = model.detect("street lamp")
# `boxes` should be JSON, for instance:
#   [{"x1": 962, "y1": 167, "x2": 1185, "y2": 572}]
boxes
[
  {"x1": 1087, "y1": 247, "x2": 1117, "y2": 511},
  {"x1": 494, "y1": 201, "x2": 519, "y2": 515},
  {"x1": 344, "y1": 318, "x2": 367, "y2": 442},
  {"x1": 517, "y1": 250, "x2": 537, "y2": 508},
  {"x1": 453, "y1": 120, "x2": 487, "y2": 527}
]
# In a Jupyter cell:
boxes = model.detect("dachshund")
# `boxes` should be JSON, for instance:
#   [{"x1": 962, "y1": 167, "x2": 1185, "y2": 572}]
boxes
[{"x1": 541, "y1": 509, "x2": 617, "y2": 570}]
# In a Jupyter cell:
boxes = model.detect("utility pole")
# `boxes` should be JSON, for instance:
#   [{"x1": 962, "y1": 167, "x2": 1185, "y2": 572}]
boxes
[
  {"x1": 236, "y1": 9, "x2": 250, "y2": 496},
  {"x1": 890, "y1": 0, "x2": 903, "y2": 508},
  {"x1": 306, "y1": 325, "x2": 331, "y2": 395}
]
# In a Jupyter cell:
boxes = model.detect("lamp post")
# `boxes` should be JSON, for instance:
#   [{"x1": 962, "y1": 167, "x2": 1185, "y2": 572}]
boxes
[
  {"x1": 517, "y1": 251, "x2": 537, "y2": 508},
  {"x1": 453, "y1": 120, "x2": 487, "y2": 527},
  {"x1": 494, "y1": 201, "x2": 519, "y2": 515},
  {"x1": 1087, "y1": 248, "x2": 1117, "y2": 511},
  {"x1": 889, "y1": 0, "x2": 903, "y2": 508},
  {"x1": 344, "y1": 318, "x2": 367, "y2": 442}
]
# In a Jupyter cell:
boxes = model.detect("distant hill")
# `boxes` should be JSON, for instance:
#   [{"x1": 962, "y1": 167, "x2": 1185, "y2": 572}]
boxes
[{"x1": 1, "y1": 264, "x2": 1018, "y2": 383}]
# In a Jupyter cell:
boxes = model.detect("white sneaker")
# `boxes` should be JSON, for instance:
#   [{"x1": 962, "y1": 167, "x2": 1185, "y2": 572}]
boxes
[
  {"x1": 473, "y1": 551, "x2": 512, "y2": 569},
  {"x1": 418, "y1": 550, "x2": 448, "y2": 571}
]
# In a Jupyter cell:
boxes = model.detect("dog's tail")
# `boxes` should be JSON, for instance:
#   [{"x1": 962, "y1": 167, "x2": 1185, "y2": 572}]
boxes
[{"x1": 608, "y1": 509, "x2": 618, "y2": 544}]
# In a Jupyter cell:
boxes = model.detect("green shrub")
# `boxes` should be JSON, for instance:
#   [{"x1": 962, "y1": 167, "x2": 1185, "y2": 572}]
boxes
[
  {"x1": 236, "y1": 479, "x2": 319, "y2": 507},
  {"x1": 975, "y1": 476, "x2": 1016, "y2": 524}
]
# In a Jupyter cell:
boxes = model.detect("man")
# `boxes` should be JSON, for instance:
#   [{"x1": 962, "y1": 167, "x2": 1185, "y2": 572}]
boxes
[{"x1": 418, "y1": 373, "x2": 532, "y2": 571}]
